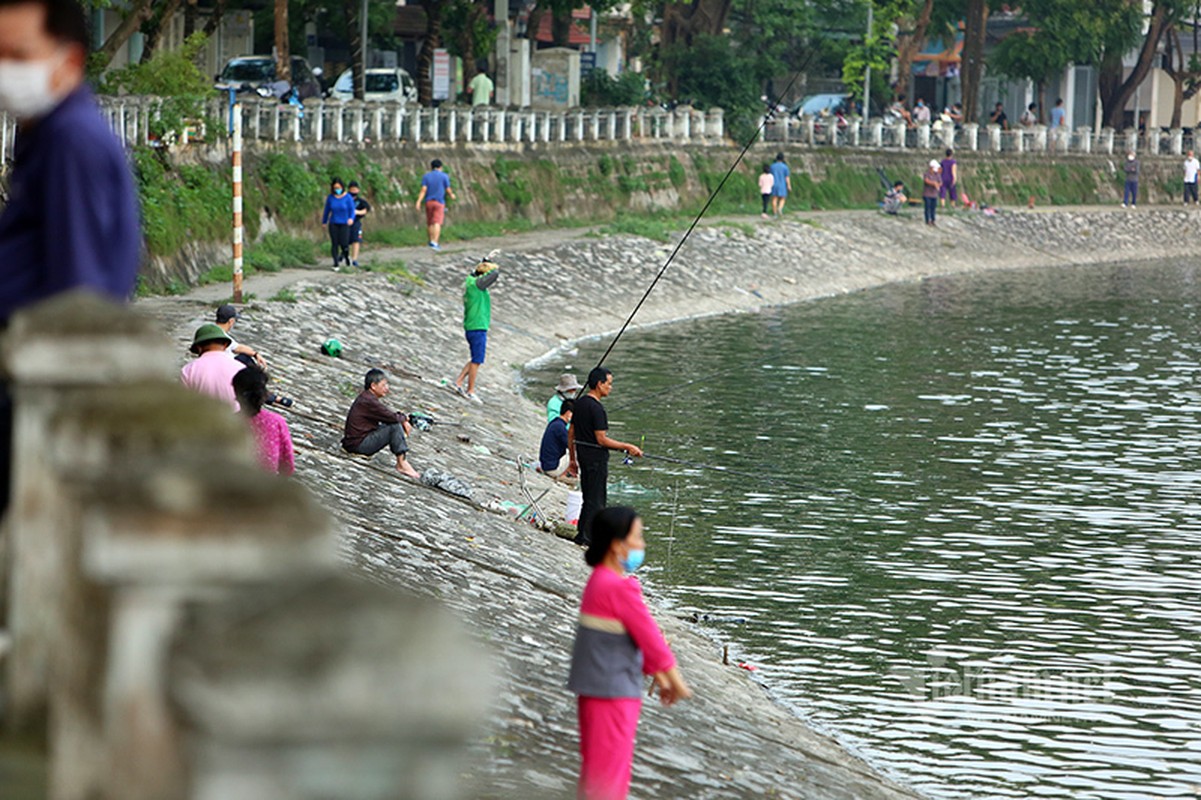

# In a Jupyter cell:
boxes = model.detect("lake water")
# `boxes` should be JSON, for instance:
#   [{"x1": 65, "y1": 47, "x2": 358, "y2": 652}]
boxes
[{"x1": 525, "y1": 259, "x2": 1201, "y2": 799}]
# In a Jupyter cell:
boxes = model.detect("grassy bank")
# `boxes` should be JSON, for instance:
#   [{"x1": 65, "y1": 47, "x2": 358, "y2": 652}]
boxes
[{"x1": 132, "y1": 143, "x2": 1148, "y2": 293}]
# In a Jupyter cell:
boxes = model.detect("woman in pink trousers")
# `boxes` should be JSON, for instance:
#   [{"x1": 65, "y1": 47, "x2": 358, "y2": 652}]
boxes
[{"x1": 568, "y1": 506, "x2": 692, "y2": 800}]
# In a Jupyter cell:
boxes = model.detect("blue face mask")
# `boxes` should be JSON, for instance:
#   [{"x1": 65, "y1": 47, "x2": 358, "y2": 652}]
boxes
[
  {"x1": 334, "y1": 188, "x2": 344, "y2": 195},
  {"x1": 620, "y1": 548, "x2": 645, "y2": 573}
]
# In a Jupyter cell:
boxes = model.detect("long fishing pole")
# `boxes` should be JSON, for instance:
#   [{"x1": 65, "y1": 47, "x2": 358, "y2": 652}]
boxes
[{"x1": 589, "y1": 70, "x2": 807, "y2": 372}]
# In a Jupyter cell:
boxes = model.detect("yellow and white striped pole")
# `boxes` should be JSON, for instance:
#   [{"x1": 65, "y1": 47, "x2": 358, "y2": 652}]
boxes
[{"x1": 232, "y1": 102, "x2": 244, "y2": 303}]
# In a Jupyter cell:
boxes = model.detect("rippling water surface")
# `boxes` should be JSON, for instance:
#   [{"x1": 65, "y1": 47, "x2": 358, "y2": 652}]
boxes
[{"x1": 526, "y1": 260, "x2": 1201, "y2": 799}]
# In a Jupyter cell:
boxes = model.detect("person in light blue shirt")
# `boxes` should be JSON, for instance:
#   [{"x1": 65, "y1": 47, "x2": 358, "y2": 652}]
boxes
[
  {"x1": 1049, "y1": 98, "x2": 1066, "y2": 129},
  {"x1": 768, "y1": 152, "x2": 791, "y2": 218}
]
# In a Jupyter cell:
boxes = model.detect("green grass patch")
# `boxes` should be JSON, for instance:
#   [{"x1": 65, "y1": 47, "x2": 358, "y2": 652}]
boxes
[
  {"x1": 245, "y1": 233, "x2": 317, "y2": 273},
  {"x1": 599, "y1": 211, "x2": 687, "y2": 242},
  {"x1": 270, "y1": 288, "x2": 298, "y2": 303}
]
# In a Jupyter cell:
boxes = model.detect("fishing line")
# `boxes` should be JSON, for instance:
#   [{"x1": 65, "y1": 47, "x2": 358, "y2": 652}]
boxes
[
  {"x1": 590, "y1": 70, "x2": 807, "y2": 372},
  {"x1": 607, "y1": 364, "x2": 747, "y2": 412}
]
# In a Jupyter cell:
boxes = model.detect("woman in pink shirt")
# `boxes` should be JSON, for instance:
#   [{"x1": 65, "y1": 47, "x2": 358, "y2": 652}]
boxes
[
  {"x1": 568, "y1": 506, "x2": 691, "y2": 800},
  {"x1": 232, "y1": 366, "x2": 295, "y2": 475}
]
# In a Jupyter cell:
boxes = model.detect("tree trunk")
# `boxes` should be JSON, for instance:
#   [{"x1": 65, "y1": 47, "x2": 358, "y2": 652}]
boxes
[
  {"x1": 274, "y1": 0, "x2": 291, "y2": 83},
  {"x1": 417, "y1": 0, "x2": 443, "y2": 106},
  {"x1": 661, "y1": 0, "x2": 734, "y2": 49},
  {"x1": 895, "y1": 0, "x2": 936, "y2": 104},
  {"x1": 183, "y1": 0, "x2": 197, "y2": 37},
  {"x1": 141, "y1": 0, "x2": 182, "y2": 62},
  {"x1": 95, "y1": 0, "x2": 156, "y2": 70},
  {"x1": 960, "y1": 0, "x2": 988, "y2": 124},
  {"x1": 1100, "y1": 0, "x2": 1171, "y2": 130},
  {"x1": 343, "y1": 1, "x2": 363, "y2": 100},
  {"x1": 551, "y1": 7, "x2": 572, "y2": 46},
  {"x1": 455, "y1": 2, "x2": 485, "y2": 89},
  {"x1": 201, "y1": 0, "x2": 227, "y2": 38}
]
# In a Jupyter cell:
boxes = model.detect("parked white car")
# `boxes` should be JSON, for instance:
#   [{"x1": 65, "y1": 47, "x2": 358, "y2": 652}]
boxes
[{"x1": 330, "y1": 68, "x2": 418, "y2": 104}]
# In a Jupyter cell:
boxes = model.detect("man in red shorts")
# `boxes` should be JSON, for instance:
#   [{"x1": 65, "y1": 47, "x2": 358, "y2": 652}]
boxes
[{"x1": 414, "y1": 158, "x2": 455, "y2": 251}]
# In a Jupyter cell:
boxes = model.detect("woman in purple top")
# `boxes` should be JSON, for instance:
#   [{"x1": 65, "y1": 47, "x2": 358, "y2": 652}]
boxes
[
  {"x1": 233, "y1": 366, "x2": 295, "y2": 476},
  {"x1": 939, "y1": 148, "x2": 958, "y2": 208},
  {"x1": 568, "y1": 506, "x2": 691, "y2": 800},
  {"x1": 321, "y1": 177, "x2": 356, "y2": 268}
]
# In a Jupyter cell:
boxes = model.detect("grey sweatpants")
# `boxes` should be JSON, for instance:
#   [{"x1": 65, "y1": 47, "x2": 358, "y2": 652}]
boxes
[{"x1": 351, "y1": 423, "x2": 408, "y2": 456}]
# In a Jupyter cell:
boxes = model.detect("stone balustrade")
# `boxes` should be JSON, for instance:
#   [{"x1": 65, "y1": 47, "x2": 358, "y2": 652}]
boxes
[
  {"x1": 761, "y1": 115, "x2": 1198, "y2": 157},
  {"x1": 0, "y1": 292, "x2": 490, "y2": 800}
]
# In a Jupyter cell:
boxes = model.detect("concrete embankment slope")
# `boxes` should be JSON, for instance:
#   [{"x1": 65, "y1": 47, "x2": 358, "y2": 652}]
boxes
[{"x1": 139, "y1": 207, "x2": 1196, "y2": 799}]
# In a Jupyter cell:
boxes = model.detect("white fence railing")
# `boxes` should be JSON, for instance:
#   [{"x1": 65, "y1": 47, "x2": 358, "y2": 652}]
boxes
[
  {"x1": 0, "y1": 98, "x2": 727, "y2": 163},
  {"x1": 763, "y1": 115, "x2": 1197, "y2": 157}
]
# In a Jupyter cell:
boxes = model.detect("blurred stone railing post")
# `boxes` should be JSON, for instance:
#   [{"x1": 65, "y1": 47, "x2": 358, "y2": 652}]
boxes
[{"x1": 1, "y1": 292, "x2": 491, "y2": 800}]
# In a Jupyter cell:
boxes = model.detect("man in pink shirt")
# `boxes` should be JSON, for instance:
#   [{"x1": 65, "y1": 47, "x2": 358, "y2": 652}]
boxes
[{"x1": 180, "y1": 324, "x2": 244, "y2": 411}]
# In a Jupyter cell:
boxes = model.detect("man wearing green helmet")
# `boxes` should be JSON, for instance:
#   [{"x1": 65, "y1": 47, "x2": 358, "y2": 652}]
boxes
[{"x1": 181, "y1": 324, "x2": 244, "y2": 411}]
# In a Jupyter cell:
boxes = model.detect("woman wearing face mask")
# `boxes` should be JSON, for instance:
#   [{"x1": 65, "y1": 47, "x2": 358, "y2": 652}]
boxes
[
  {"x1": 321, "y1": 177, "x2": 356, "y2": 268},
  {"x1": 568, "y1": 506, "x2": 692, "y2": 800}
]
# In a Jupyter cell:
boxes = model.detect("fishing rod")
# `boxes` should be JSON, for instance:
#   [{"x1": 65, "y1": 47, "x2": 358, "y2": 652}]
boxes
[{"x1": 589, "y1": 70, "x2": 807, "y2": 371}]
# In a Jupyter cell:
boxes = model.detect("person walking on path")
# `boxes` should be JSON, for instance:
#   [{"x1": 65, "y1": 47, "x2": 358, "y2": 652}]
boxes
[
  {"x1": 341, "y1": 368, "x2": 420, "y2": 478},
  {"x1": 181, "y1": 324, "x2": 244, "y2": 411},
  {"x1": 322, "y1": 177, "x2": 355, "y2": 268},
  {"x1": 757, "y1": 163, "x2": 773, "y2": 220},
  {"x1": 568, "y1": 367, "x2": 644, "y2": 547},
  {"x1": 923, "y1": 160, "x2": 942, "y2": 227},
  {"x1": 468, "y1": 69, "x2": 494, "y2": 106},
  {"x1": 548, "y1": 373, "x2": 583, "y2": 421},
  {"x1": 233, "y1": 366, "x2": 295, "y2": 476},
  {"x1": 415, "y1": 159, "x2": 456, "y2": 251},
  {"x1": 348, "y1": 180, "x2": 372, "y2": 267},
  {"x1": 768, "y1": 152, "x2": 791, "y2": 218},
  {"x1": 1184, "y1": 151, "x2": 1199, "y2": 205},
  {"x1": 568, "y1": 506, "x2": 691, "y2": 800},
  {"x1": 0, "y1": 0, "x2": 142, "y2": 523},
  {"x1": 938, "y1": 149, "x2": 958, "y2": 209},
  {"x1": 453, "y1": 258, "x2": 499, "y2": 402},
  {"x1": 1122, "y1": 152, "x2": 1140, "y2": 208}
]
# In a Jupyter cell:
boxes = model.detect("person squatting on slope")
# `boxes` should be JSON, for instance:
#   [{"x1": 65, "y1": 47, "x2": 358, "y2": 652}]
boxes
[{"x1": 342, "y1": 368, "x2": 420, "y2": 478}]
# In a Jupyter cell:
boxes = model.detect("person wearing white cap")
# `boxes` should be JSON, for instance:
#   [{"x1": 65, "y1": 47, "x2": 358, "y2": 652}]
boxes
[
  {"x1": 547, "y1": 372, "x2": 583, "y2": 422},
  {"x1": 922, "y1": 160, "x2": 942, "y2": 226}
]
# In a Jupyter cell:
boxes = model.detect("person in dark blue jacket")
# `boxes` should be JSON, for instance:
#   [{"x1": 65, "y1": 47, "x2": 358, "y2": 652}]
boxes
[
  {"x1": 539, "y1": 399, "x2": 575, "y2": 480},
  {"x1": 0, "y1": 0, "x2": 142, "y2": 523},
  {"x1": 321, "y1": 177, "x2": 356, "y2": 268}
]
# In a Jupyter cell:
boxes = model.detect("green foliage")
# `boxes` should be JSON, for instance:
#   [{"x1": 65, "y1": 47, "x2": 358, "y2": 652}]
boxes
[
  {"x1": 98, "y1": 33, "x2": 217, "y2": 141},
  {"x1": 493, "y1": 157, "x2": 534, "y2": 207},
  {"x1": 270, "y1": 288, "x2": 298, "y2": 303},
  {"x1": 662, "y1": 35, "x2": 767, "y2": 143},
  {"x1": 667, "y1": 156, "x2": 686, "y2": 189},
  {"x1": 598, "y1": 154, "x2": 615, "y2": 176},
  {"x1": 257, "y1": 152, "x2": 323, "y2": 224},
  {"x1": 246, "y1": 233, "x2": 318, "y2": 273},
  {"x1": 581, "y1": 69, "x2": 647, "y2": 107},
  {"x1": 132, "y1": 146, "x2": 229, "y2": 256}
]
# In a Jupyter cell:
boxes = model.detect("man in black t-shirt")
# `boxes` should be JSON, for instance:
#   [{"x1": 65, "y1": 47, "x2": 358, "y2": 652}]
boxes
[
  {"x1": 989, "y1": 102, "x2": 1008, "y2": 131},
  {"x1": 568, "y1": 366, "x2": 643, "y2": 546},
  {"x1": 348, "y1": 181, "x2": 372, "y2": 267}
]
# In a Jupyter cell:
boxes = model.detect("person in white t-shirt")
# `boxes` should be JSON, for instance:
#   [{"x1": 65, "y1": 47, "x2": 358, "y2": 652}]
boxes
[
  {"x1": 1184, "y1": 150, "x2": 1200, "y2": 205},
  {"x1": 758, "y1": 163, "x2": 774, "y2": 219}
]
